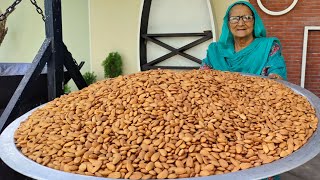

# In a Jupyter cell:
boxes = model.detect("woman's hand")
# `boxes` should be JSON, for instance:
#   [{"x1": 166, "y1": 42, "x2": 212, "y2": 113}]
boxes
[
  {"x1": 199, "y1": 64, "x2": 212, "y2": 70},
  {"x1": 268, "y1": 73, "x2": 283, "y2": 80}
]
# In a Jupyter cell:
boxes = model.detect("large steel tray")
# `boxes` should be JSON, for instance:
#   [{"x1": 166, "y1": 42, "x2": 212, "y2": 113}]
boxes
[{"x1": 1, "y1": 79, "x2": 320, "y2": 180}]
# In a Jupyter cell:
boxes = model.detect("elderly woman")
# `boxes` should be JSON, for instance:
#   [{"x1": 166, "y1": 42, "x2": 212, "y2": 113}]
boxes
[
  {"x1": 202, "y1": 1, "x2": 284, "y2": 180},
  {"x1": 201, "y1": 1, "x2": 287, "y2": 81}
]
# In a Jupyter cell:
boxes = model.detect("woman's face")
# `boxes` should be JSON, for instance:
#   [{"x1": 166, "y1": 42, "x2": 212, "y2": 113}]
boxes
[{"x1": 228, "y1": 5, "x2": 254, "y2": 39}]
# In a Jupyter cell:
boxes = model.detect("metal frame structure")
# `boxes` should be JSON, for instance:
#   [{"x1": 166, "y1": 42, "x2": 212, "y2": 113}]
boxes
[
  {"x1": 139, "y1": 0, "x2": 213, "y2": 71},
  {"x1": 300, "y1": 26, "x2": 320, "y2": 88},
  {"x1": 0, "y1": 0, "x2": 87, "y2": 132}
]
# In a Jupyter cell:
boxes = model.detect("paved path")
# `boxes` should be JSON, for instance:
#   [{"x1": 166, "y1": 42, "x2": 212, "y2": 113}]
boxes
[{"x1": 281, "y1": 153, "x2": 320, "y2": 180}]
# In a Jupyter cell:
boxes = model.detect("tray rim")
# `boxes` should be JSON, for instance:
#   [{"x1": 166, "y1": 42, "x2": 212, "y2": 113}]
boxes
[{"x1": 1, "y1": 79, "x2": 320, "y2": 180}]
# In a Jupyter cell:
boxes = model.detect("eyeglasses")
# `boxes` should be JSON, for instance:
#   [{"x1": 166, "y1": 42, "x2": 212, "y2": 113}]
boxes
[{"x1": 229, "y1": 15, "x2": 254, "y2": 24}]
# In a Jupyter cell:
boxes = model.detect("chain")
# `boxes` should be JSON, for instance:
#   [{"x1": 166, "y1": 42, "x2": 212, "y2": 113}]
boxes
[
  {"x1": 0, "y1": 0, "x2": 23, "y2": 21},
  {"x1": 0, "y1": 0, "x2": 45, "y2": 22},
  {"x1": 30, "y1": 0, "x2": 45, "y2": 22}
]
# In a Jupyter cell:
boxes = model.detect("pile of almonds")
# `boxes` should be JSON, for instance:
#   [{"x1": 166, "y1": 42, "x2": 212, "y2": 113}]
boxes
[{"x1": 14, "y1": 69, "x2": 318, "y2": 179}]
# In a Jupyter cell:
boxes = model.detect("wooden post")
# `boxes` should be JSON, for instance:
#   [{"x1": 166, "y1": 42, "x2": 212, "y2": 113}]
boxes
[{"x1": 45, "y1": 0, "x2": 64, "y2": 100}]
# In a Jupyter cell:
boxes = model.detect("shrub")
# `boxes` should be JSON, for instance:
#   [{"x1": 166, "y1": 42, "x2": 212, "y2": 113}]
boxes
[
  {"x1": 83, "y1": 71, "x2": 97, "y2": 85},
  {"x1": 102, "y1": 52, "x2": 122, "y2": 78},
  {"x1": 64, "y1": 84, "x2": 71, "y2": 94}
]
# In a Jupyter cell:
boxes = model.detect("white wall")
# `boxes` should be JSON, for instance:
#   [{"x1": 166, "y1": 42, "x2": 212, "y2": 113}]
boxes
[{"x1": 89, "y1": 0, "x2": 142, "y2": 79}]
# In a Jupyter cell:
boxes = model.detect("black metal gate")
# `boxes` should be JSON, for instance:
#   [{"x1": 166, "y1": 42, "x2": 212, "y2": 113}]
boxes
[{"x1": 139, "y1": 0, "x2": 213, "y2": 70}]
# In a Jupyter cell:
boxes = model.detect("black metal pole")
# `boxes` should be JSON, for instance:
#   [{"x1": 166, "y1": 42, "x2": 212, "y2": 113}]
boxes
[
  {"x1": 139, "y1": 0, "x2": 152, "y2": 70},
  {"x1": 63, "y1": 43, "x2": 87, "y2": 89},
  {"x1": 0, "y1": 39, "x2": 52, "y2": 132},
  {"x1": 45, "y1": 0, "x2": 64, "y2": 100}
]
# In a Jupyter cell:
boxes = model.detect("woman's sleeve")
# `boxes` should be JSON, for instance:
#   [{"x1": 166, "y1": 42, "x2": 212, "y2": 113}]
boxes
[
  {"x1": 199, "y1": 62, "x2": 212, "y2": 70},
  {"x1": 262, "y1": 42, "x2": 287, "y2": 80},
  {"x1": 199, "y1": 46, "x2": 214, "y2": 70}
]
